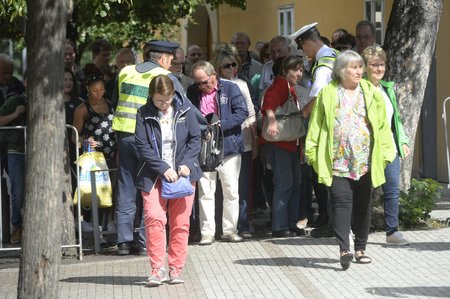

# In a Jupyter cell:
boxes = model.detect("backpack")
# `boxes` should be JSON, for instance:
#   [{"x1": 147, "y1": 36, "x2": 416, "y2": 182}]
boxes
[{"x1": 198, "y1": 113, "x2": 224, "y2": 172}]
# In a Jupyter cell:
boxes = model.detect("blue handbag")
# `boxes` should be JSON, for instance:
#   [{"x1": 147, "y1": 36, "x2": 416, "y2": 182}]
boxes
[
  {"x1": 150, "y1": 124, "x2": 194, "y2": 200},
  {"x1": 160, "y1": 176, "x2": 194, "y2": 200}
]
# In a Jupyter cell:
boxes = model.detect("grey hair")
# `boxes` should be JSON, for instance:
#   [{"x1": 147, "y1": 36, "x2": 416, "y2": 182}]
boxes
[
  {"x1": 149, "y1": 52, "x2": 164, "y2": 63},
  {"x1": 191, "y1": 60, "x2": 216, "y2": 77},
  {"x1": 332, "y1": 50, "x2": 365, "y2": 82},
  {"x1": 0, "y1": 53, "x2": 13, "y2": 65}
]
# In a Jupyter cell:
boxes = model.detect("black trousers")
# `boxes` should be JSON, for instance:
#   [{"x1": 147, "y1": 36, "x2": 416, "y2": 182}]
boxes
[{"x1": 330, "y1": 172, "x2": 372, "y2": 252}]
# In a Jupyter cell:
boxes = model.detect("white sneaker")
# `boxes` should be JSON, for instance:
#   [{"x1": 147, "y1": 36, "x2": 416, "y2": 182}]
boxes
[
  {"x1": 147, "y1": 268, "x2": 168, "y2": 287},
  {"x1": 386, "y1": 231, "x2": 410, "y2": 246},
  {"x1": 199, "y1": 235, "x2": 214, "y2": 246}
]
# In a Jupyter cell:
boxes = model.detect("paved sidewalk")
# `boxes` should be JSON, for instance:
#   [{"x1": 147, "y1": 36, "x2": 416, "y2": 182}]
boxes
[{"x1": 0, "y1": 198, "x2": 449, "y2": 298}]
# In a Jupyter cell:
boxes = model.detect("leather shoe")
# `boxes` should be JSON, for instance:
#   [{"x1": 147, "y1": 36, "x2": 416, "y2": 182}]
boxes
[
  {"x1": 311, "y1": 224, "x2": 334, "y2": 238},
  {"x1": 272, "y1": 230, "x2": 295, "y2": 238},
  {"x1": 117, "y1": 243, "x2": 131, "y2": 255}
]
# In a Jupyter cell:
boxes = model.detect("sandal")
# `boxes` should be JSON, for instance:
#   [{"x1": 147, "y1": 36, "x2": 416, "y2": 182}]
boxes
[
  {"x1": 340, "y1": 250, "x2": 354, "y2": 270},
  {"x1": 355, "y1": 251, "x2": 372, "y2": 264}
]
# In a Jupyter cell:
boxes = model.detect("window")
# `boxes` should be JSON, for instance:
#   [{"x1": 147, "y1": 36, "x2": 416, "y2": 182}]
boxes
[
  {"x1": 278, "y1": 5, "x2": 294, "y2": 36},
  {"x1": 364, "y1": 0, "x2": 385, "y2": 44}
]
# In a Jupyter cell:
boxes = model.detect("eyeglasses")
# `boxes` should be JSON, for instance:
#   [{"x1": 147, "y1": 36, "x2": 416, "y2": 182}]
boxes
[
  {"x1": 195, "y1": 76, "x2": 211, "y2": 87},
  {"x1": 221, "y1": 62, "x2": 238, "y2": 69},
  {"x1": 171, "y1": 61, "x2": 185, "y2": 67},
  {"x1": 368, "y1": 63, "x2": 385, "y2": 69},
  {"x1": 189, "y1": 52, "x2": 202, "y2": 57}
]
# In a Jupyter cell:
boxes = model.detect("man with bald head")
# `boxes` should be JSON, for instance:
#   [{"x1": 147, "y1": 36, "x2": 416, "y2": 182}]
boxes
[
  {"x1": 183, "y1": 44, "x2": 204, "y2": 78},
  {"x1": 355, "y1": 20, "x2": 376, "y2": 53},
  {"x1": 169, "y1": 46, "x2": 194, "y2": 90},
  {"x1": 258, "y1": 36, "x2": 291, "y2": 101},
  {"x1": 231, "y1": 32, "x2": 262, "y2": 81},
  {"x1": 0, "y1": 54, "x2": 25, "y2": 107}
]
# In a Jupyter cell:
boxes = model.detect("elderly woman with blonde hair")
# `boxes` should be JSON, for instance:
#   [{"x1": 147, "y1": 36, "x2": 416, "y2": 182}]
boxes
[
  {"x1": 305, "y1": 50, "x2": 395, "y2": 270},
  {"x1": 361, "y1": 45, "x2": 410, "y2": 246}
]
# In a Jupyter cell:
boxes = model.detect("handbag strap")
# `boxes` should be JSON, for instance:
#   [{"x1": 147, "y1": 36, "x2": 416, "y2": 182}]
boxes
[{"x1": 287, "y1": 82, "x2": 300, "y2": 111}]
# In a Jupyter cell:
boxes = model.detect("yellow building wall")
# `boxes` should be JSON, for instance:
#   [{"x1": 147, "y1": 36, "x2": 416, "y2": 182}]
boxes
[{"x1": 218, "y1": 0, "x2": 366, "y2": 43}]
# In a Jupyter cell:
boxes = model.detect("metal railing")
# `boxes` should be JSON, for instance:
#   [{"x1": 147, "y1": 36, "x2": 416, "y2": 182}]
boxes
[
  {"x1": 0, "y1": 125, "x2": 83, "y2": 260},
  {"x1": 442, "y1": 97, "x2": 450, "y2": 189}
]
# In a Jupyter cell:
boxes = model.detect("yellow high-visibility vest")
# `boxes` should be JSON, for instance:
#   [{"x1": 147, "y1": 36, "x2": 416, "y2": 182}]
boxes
[
  {"x1": 310, "y1": 49, "x2": 339, "y2": 83},
  {"x1": 112, "y1": 65, "x2": 170, "y2": 133}
]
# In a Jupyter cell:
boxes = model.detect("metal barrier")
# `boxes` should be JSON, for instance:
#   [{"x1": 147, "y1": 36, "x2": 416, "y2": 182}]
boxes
[
  {"x1": 0, "y1": 125, "x2": 83, "y2": 260},
  {"x1": 442, "y1": 97, "x2": 450, "y2": 189}
]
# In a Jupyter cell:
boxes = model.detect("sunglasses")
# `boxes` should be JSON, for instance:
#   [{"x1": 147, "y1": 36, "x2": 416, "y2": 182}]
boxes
[
  {"x1": 86, "y1": 74, "x2": 104, "y2": 85},
  {"x1": 221, "y1": 62, "x2": 238, "y2": 69},
  {"x1": 195, "y1": 76, "x2": 211, "y2": 87}
]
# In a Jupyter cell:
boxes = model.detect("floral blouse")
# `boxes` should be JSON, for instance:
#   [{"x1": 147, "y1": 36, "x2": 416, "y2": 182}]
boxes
[{"x1": 332, "y1": 84, "x2": 372, "y2": 180}]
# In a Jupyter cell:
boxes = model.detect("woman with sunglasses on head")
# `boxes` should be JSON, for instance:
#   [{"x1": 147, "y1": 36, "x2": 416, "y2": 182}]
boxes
[
  {"x1": 211, "y1": 44, "x2": 258, "y2": 239},
  {"x1": 362, "y1": 45, "x2": 410, "y2": 246},
  {"x1": 73, "y1": 73, "x2": 117, "y2": 232}
]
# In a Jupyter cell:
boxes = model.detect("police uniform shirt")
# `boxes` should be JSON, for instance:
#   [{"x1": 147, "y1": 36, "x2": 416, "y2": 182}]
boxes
[{"x1": 309, "y1": 45, "x2": 335, "y2": 98}]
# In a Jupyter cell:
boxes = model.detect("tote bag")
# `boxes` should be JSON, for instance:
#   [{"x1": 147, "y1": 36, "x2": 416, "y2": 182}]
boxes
[
  {"x1": 73, "y1": 151, "x2": 113, "y2": 208},
  {"x1": 262, "y1": 83, "x2": 306, "y2": 142}
]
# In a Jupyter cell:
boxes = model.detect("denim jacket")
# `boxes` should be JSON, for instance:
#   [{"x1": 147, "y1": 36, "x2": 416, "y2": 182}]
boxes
[
  {"x1": 186, "y1": 77, "x2": 249, "y2": 157},
  {"x1": 135, "y1": 91, "x2": 202, "y2": 193}
]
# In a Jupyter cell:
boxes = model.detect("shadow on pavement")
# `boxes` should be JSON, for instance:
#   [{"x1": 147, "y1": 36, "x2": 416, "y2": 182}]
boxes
[
  {"x1": 60, "y1": 276, "x2": 147, "y2": 285},
  {"x1": 266, "y1": 237, "x2": 336, "y2": 246},
  {"x1": 234, "y1": 257, "x2": 339, "y2": 270},
  {"x1": 366, "y1": 286, "x2": 450, "y2": 297},
  {"x1": 368, "y1": 241, "x2": 450, "y2": 251}
]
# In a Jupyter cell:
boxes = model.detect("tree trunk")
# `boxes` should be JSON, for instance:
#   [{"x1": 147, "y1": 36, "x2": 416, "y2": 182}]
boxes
[
  {"x1": 18, "y1": 0, "x2": 68, "y2": 298},
  {"x1": 383, "y1": 0, "x2": 443, "y2": 191}
]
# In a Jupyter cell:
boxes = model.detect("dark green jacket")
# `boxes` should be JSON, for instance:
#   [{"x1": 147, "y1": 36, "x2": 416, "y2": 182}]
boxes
[{"x1": 380, "y1": 80, "x2": 409, "y2": 158}]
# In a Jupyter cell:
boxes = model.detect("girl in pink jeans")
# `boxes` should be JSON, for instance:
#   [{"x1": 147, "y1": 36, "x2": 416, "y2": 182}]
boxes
[{"x1": 135, "y1": 75, "x2": 202, "y2": 286}]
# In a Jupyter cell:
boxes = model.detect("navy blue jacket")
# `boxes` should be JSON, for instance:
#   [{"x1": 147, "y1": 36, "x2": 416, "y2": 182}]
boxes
[
  {"x1": 135, "y1": 91, "x2": 202, "y2": 193},
  {"x1": 186, "y1": 77, "x2": 248, "y2": 157}
]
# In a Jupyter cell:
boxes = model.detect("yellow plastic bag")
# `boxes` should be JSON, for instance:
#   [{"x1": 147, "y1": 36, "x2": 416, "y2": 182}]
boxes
[{"x1": 73, "y1": 151, "x2": 113, "y2": 208}]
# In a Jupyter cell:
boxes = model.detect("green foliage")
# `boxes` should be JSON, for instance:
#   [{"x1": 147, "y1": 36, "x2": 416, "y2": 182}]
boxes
[
  {"x1": 399, "y1": 178, "x2": 443, "y2": 228},
  {"x1": 1, "y1": 0, "x2": 247, "y2": 63}
]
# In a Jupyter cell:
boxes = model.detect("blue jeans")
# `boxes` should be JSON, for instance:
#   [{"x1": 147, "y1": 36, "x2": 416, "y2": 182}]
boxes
[
  {"x1": 116, "y1": 132, "x2": 146, "y2": 246},
  {"x1": 238, "y1": 151, "x2": 252, "y2": 232},
  {"x1": 382, "y1": 155, "x2": 400, "y2": 235},
  {"x1": 8, "y1": 153, "x2": 25, "y2": 228},
  {"x1": 265, "y1": 144, "x2": 300, "y2": 232}
]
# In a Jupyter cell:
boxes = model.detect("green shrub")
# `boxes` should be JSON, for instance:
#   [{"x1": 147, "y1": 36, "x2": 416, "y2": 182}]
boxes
[{"x1": 399, "y1": 178, "x2": 443, "y2": 228}]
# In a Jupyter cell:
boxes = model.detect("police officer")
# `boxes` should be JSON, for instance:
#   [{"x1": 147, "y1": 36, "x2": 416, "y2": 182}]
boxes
[
  {"x1": 290, "y1": 23, "x2": 338, "y2": 237},
  {"x1": 112, "y1": 40, "x2": 190, "y2": 255}
]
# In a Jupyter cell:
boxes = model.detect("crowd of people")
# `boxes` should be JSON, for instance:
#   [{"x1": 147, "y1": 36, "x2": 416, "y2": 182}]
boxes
[{"x1": 0, "y1": 19, "x2": 412, "y2": 284}]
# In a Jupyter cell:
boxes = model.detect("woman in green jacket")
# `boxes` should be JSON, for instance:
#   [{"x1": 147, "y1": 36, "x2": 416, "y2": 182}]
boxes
[
  {"x1": 362, "y1": 45, "x2": 410, "y2": 246},
  {"x1": 305, "y1": 50, "x2": 395, "y2": 270}
]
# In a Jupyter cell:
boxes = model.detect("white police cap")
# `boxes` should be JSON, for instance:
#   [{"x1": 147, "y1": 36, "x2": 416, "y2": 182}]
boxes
[{"x1": 289, "y1": 22, "x2": 319, "y2": 42}]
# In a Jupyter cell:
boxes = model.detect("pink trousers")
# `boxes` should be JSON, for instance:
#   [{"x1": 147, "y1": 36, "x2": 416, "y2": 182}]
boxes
[{"x1": 142, "y1": 181, "x2": 195, "y2": 271}]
